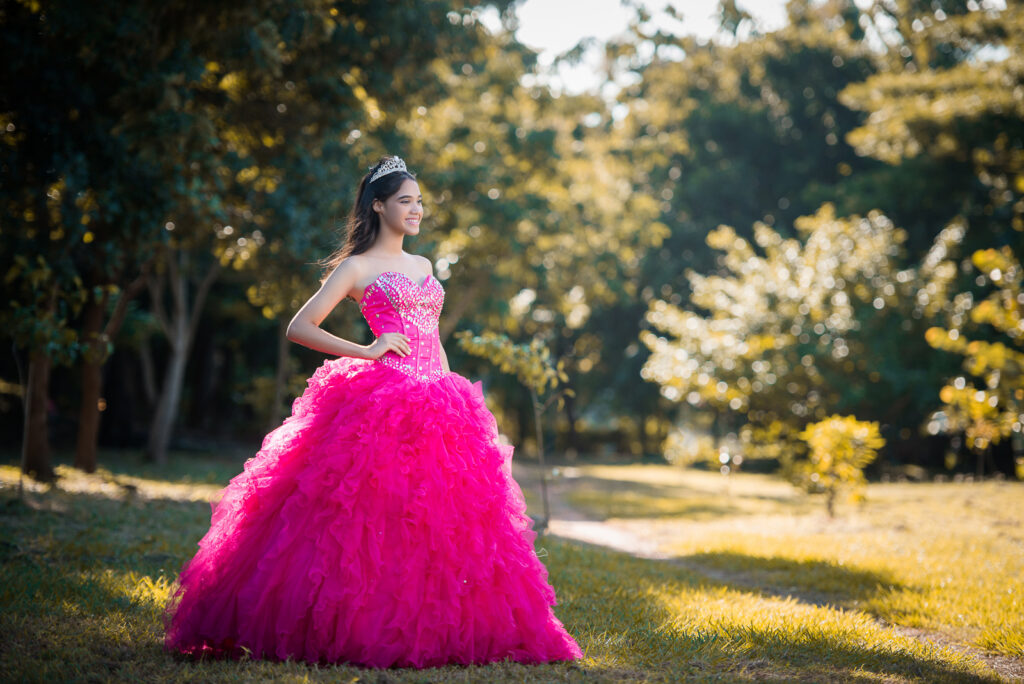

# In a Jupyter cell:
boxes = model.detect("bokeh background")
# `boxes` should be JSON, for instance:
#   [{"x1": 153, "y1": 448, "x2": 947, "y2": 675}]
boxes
[{"x1": 3, "y1": 0, "x2": 1023, "y2": 485}]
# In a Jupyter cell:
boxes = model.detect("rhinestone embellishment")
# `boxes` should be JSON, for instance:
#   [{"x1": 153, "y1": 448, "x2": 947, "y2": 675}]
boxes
[
  {"x1": 358, "y1": 271, "x2": 447, "y2": 385},
  {"x1": 360, "y1": 272, "x2": 442, "y2": 333},
  {"x1": 376, "y1": 354, "x2": 449, "y2": 383},
  {"x1": 369, "y1": 156, "x2": 408, "y2": 184}
]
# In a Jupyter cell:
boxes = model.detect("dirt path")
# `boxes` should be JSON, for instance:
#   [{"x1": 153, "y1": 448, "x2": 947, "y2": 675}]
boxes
[{"x1": 512, "y1": 462, "x2": 1024, "y2": 683}]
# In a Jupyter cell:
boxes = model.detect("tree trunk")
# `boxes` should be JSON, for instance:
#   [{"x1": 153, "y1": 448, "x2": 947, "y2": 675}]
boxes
[
  {"x1": 562, "y1": 383, "x2": 579, "y2": 453},
  {"x1": 21, "y1": 274, "x2": 63, "y2": 481},
  {"x1": 21, "y1": 350, "x2": 54, "y2": 482},
  {"x1": 147, "y1": 329, "x2": 188, "y2": 464},
  {"x1": 145, "y1": 250, "x2": 221, "y2": 464},
  {"x1": 74, "y1": 296, "x2": 107, "y2": 473},
  {"x1": 268, "y1": 317, "x2": 290, "y2": 431},
  {"x1": 75, "y1": 273, "x2": 148, "y2": 472},
  {"x1": 138, "y1": 341, "x2": 157, "y2": 407},
  {"x1": 531, "y1": 390, "x2": 549, "y2": 532},
  {"x1": 515, "y1": 394, "x2": 531, "y2": 452},
  {"x1": 74, "y1": 355, "x2": 104, "y2": 472}
]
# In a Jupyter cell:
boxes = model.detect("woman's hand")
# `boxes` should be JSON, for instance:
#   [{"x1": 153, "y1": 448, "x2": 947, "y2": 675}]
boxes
[{"x1": 367, "y1": 332, "x2": 411, "y2": 359}]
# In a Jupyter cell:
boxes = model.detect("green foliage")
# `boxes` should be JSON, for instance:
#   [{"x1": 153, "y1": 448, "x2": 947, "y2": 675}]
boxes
[
  {"x1": 1, "y1": 0, "x2": 533, "y2": 464},
  {"x1": 240, "y1": 372, "x2": 308, "y2": 426},
  {"x1": 1, "y1": 254, "x2": 87, "y2": 365},
  {"x1": 455, "y1": 330, "x2": 567, "y2": 397},
  {"x1": 794, "y1": 414, "x2": 884, "y2": 515},
  {"x1": 5, "y1": 0, "x2": 1024, "y2": 478},
  {"x1": 618, "y1": 0, "x2": 888, "y2": 293},
  {"x1": 614, "y1": 0, "x2": 1023, "y2": 471},
  {"x1": 456, "y1": 329, "x2": 571, "y2": 522},
  {"x1": 640, "y1": 203, "x2": 962, "y2": 462},
  {"x1": 840, "y1": 3, "x2": 1024, "y2": 243},
  {"x1": 400, "y1": 40, "x2": 666, "y2": 335},
  {"x1": 927, "y1": 247, "x2": 1024, "y2": 477},
  {"x1": 0, "y1": 0, "x2": 192, "y2": 362},
  {"x1": 396, "y1": 31, "x2": 668, "y2": 453},
  {"x1": 245, "y1": 273, "x2": 308, "y2": 322},
  {"x1": 836, "y1": 2, "x2": 1024, "y2": 473}
]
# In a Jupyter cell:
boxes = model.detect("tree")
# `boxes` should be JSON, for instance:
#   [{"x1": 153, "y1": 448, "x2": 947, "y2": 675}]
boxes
[
  {"x1": 612, "y1": 0, "x2": 1014, "y2": 466},
  {"x1": 1, "y1": 255, "x2": 83, "y2": 481},
  {"x1": 796, "y1": 414, "x2": 884, "y2": 516},
  {"x1": 396, "y1": 27, "x2": 666, "y2": 451},
  {"x1": 640, "y1": 204, "x2": 963, "y2": 464},
  {"x1": 839, "y1": 1, "x2": 1024, "y2": 476},
  {"x1": 926, "y1": 247, "x2": 1024, "y2": 477},
  {"x1": 456, "y1": 330, "x2": 569, "y2": 531},
  {"x1": 602, "y1": 0, "x2": 918, "y2": 459},
  {"x1": 2, "y1": 0, "x2": 529, "y2": 469},
  {"x1": 0, "y1": 0, "x2": 170, "y2": 478},
  {"x1": 840, "y1": 3, "x2": 1024, "y2": 252}
]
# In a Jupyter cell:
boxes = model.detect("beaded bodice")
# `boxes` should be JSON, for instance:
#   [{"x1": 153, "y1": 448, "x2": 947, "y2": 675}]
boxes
[{"x1": 359, "y1": 271, "x2": 447, "y2": 383}]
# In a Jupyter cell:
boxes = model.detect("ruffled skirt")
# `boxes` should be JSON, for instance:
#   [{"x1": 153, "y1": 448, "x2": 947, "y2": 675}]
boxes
[{"x1": 162, "y1": 357, "x2": 582, "y2": 668}]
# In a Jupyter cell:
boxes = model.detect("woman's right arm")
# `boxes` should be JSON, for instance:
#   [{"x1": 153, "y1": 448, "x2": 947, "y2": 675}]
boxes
[{"x1": 285, "y1": 260, "x2": 410, "y2": 359}]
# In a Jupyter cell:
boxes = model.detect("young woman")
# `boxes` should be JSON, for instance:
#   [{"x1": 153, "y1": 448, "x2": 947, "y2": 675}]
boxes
[{"x1": 162, "y1": 156, "x2": 583, "y2": 668}]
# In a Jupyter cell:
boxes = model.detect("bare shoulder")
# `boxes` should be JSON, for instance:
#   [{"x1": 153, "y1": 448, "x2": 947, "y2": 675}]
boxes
[
  {"x1": 323, "y1": 255, "x2": 366, "y2": 291},
  {"x1": 411, "y1": 253, "x2": 434, "y2": 276},
  {"x1": 290, "y1": 254, "x2": 365, "y2": 326}
]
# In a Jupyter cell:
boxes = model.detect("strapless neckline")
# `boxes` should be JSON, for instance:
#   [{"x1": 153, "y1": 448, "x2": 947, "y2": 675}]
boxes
[{"x1": 359, "y1": 271, "x2": 434, "y2": 305}]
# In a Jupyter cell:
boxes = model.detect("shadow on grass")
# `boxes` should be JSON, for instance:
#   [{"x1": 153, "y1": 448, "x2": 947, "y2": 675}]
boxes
[
  {"x1": 676, "y1": 550, "x2": 908, "y2": 608},
  {"x1": 546, "y1": 539, "x2": 997, "y2": 683},
  {"x1": 583, "y1": 618, "x2": 1001, "y2": 684}
]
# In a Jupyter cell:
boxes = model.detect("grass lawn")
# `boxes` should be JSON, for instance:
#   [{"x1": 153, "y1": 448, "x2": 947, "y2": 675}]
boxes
[
  {"x1": 1, "y1": 451, "x2": 1019, "y2": 683},
  {"x1": 558, "y1": 464, "x2": 1023, "y2": 669}
]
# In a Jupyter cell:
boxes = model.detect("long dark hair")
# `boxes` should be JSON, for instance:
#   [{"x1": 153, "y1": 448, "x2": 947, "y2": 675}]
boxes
[{"x1": 322, "y1": 156, "x2": 416, "y2": 278}]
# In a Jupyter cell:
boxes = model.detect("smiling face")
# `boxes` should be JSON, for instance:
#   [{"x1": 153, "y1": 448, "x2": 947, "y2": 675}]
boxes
[{"x1": 373, "y1": 178, "x2": 423, "y2": 236}]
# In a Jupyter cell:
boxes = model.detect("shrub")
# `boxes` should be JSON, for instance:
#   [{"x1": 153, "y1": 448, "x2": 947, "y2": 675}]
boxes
[{"x1": 795, "y1": 414, "x2": 884, "y2": 516}]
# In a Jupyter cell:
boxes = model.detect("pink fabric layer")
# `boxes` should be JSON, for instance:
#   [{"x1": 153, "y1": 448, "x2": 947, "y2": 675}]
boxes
[{"x1": 163, "y1": 272, "x2": 582, "y2": 668}]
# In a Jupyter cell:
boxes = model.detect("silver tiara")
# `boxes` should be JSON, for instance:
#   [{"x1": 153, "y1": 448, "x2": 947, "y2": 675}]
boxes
[{"x1": 369, "y1": 156, "x2": 408, "y2": 184}]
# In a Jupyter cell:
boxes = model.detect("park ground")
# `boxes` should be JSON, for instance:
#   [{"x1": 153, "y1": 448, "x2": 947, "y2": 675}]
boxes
[{"x1": 1, "y1": 450, "x2": 1022, "y2": 683}]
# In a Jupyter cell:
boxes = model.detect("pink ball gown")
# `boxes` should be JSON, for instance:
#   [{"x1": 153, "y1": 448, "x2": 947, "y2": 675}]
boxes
[{"x1": 163, "y1": 271, "x2": 582, "y2": 668}]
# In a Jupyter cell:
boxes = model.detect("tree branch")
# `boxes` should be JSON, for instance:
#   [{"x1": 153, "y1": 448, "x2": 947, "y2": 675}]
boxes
[
  {"x1": 187, "y1": 257, "x2": 223, "y2": 342},
  {"x1": 168, "y1": 248, "x2": 187, "y2": 329},
  {"x1": 103, "y1": 260, "x2": 152, "y2": 339},
  {"x1": 146, "y1": 262, "x2": 171, "y2": 339}
]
